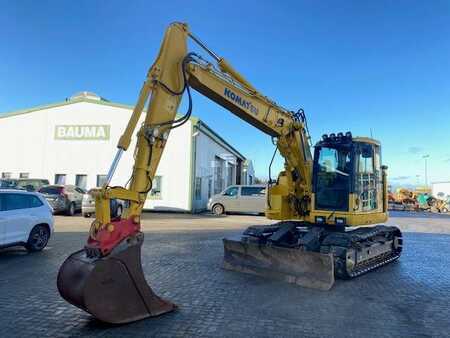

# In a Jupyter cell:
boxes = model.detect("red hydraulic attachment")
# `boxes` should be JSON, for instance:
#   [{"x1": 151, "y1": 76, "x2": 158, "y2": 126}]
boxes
[{"x1": 87, "y1": 217, "x2": 140, "y2": 256}]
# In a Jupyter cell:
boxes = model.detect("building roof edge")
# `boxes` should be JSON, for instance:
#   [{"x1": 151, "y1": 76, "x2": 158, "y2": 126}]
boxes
[
  {"x1": 0, "y1": 97, "x2": 137, "y2": 119},
  {"x1": 194, "y1": 120, "x2": 246, "y2": 160}
]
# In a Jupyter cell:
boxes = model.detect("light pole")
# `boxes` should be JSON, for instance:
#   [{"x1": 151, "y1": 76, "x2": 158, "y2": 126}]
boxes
[{"x1": 422, "y1": 155, "x2": 430, "y2": 187}]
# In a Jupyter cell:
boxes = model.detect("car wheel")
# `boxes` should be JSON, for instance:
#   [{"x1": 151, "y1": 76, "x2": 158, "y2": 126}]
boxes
[
  {"x1": 25, "y1": 225, "x2": 50, "y2": 252},
  {"x1": 212, "y1": 203, "x2": 225, "y2": 215},
  {"x1": 442, "y1": 207, "x2": 448, "y2": 213},
  {"x1": 66, "y1": 202, "x2": 76, "y2": 216},
  {"x1": 83, "y1": 213, "x2": 91, "y2": 218}
]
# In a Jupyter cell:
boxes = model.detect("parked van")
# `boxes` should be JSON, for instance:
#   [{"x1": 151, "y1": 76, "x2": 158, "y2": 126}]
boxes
[{"x1": 207, "y1": 185, "x2": 266, "y2": 215}]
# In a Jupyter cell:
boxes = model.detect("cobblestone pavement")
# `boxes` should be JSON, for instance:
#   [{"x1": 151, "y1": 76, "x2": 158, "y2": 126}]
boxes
[{"x1": 1, "y1": 216, "x2": 450, "y2": 337}]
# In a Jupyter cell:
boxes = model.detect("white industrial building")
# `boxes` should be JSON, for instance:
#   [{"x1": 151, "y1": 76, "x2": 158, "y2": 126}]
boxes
[{"x1": 0, "y1": 92, "x2": 255, "y2": 212}]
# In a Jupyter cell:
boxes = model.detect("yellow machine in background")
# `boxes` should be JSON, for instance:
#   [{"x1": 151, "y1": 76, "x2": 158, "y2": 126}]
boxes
[{"x1": 57, "y1": 23, "x2": 402, "y2": 324}]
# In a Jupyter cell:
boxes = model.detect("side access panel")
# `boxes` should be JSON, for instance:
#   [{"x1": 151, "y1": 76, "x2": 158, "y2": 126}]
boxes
[{"x1": 223, "y1": 237, "x2": 334, "y2": 291}]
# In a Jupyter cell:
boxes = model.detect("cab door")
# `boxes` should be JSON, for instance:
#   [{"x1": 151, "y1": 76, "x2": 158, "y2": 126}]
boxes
[
  {"x1": 220, "y1": 186, "x2": 240, "y2": 212},
  {"x1": 238, "y1": 186, "x2": 266, "y2": 213},
  {"x1": 354, "y1": 143, "x2": 380, "y2": 212},
  {"x1": 1, "y1": 193, "x2": 33, "y2": 244}
]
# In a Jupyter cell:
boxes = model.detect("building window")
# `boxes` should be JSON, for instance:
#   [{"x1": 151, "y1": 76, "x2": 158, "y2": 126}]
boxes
[
  {"x1": 55, "y1": 174, "x2": 66, "y2": 185},
  {"x1": 20, "y1": 173, "x2": 29, "y2": 179},
  {"x1": 2, "y1": 172, "x2": 12, "y2": 179},
  {"x1": 76, "y1": 175, "x2": 87, "y2": 190},
  {"x1": 227, "y1": 163, "x2": 235, "y2": 187},
  {"x1": 195, "y1": 177, "x2": 202, "y2": 200},
  {"x1": 150, "y1": 176, "x2": 162, "y2": 199},
  {"x1": 97, "y1": 175, "x2": 107, "y2": 187},
  {"x1": 214, "y1": 157, "x2": 224, "y2": 194},
  {"x1": 208, "y1": 178, "x2": 212, "y2": 199}
]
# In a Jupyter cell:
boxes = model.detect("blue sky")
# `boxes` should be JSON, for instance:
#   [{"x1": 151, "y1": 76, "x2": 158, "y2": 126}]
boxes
[{"x1": 1, "y1": 1, "x2": 449, "y2": 185}]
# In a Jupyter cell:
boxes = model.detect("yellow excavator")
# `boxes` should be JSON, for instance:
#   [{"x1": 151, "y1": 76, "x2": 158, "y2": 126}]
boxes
[{"x1": 57, "y1": 22, "x2": 402, "y2": 324}]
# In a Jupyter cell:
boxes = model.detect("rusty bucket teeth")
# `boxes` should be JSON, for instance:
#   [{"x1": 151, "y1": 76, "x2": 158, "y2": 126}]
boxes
[
  {"x1": 223, "y1": 237, "x2": 335, "y2": 291},
  {"x1": 57, "y1": 232, "x2": 176, "y2": 324}
]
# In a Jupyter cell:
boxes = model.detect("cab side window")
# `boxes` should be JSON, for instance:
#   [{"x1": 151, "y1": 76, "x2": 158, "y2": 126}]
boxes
[
  {"x1": 241, "y1": 187, "x2": 266, "y2": 196},
  {"x1": 0, "y1": 194, "x2": 43, "y2": 211},
  {"x1": 30, "y1": 196, "x2": 44, "y2": 208},
  {"x1": 2, "y1": 194, "x2": 28, "y2": 210},
  {"x1": 355, "y1": 144, "x2": 377, "y2": 211}
]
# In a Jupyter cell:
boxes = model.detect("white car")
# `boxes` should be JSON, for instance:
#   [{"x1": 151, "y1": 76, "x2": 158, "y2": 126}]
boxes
[{"x1": 0, "y1": 190, "x2": 54, "y2": 251}]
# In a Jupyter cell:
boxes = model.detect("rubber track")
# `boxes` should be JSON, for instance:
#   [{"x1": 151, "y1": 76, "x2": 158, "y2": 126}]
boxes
[{"x1": 342, "y1": 226, "x2": 402, "y2": 279}]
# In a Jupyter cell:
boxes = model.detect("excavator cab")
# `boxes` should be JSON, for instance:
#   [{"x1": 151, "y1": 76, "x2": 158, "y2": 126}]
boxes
[
  {"x1": 310, "y1": 132, "x2": 388, "y2": 226},
  {"x1": 313, "y1": 134, "x2": 354, "y2": 212}
]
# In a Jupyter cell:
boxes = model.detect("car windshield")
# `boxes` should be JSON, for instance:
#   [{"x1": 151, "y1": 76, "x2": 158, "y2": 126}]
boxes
[
  {"x1": 40, "y1": 186, "x2": 63, "y2": 194},
  {"x1": 16, "y1": 180, "x2": 42, "y2": 191},
  {"x1": 0, "y1": 179, "x2": 18, "y2": 188}
]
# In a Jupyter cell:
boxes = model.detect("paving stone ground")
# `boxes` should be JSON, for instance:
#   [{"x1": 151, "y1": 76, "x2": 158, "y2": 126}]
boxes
[{"x1": 1, "y1": 212, "x2": 450, "y2": 337}]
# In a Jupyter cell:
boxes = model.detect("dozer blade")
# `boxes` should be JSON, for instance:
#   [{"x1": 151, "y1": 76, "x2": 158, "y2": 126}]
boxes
[
  {"x1": 57, "y1": 232, "x2": 176, "y2": 324},
  {"x1": 223, "y1": 237, "x2": 335, "y2": 291}
]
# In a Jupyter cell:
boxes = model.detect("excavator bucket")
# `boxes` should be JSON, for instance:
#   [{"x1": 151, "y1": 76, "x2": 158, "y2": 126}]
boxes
[
  {"x1": 223, "y1": 237, "x2": 335, "y2": 291},
  {"x1": 57, "y1": 233, "x2": 176, "y2": 324}
]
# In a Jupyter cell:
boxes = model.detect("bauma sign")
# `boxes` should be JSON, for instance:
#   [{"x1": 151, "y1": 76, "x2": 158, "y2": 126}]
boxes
[{"x1": 54, "y1": 125, "x2": 110, "y2": 140}]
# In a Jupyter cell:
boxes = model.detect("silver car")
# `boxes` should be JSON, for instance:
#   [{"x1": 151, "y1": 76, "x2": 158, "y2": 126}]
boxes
[
  {"x1": 82, "y1": 189, "x2": 124, "y2": 218},
  {"x1": 207, "y1": 185, "x2": 266, "y2": 215},
  {"x1": 38, "y1": 185, "x2": 84, "y2": 216}
]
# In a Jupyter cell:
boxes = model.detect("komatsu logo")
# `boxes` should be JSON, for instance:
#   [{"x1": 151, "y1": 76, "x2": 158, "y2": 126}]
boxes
[
  {"x1": 54, "y1": 125, "x2": 110, "y2": 140},
  {"x1": 224, "y1": 88, "x2": 258, "y2": 115}
]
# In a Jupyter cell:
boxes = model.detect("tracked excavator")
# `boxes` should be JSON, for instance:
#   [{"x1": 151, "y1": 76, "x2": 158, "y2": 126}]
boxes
[{"x1": 57, "y1": 22, "x2": 403, "y2": 324}]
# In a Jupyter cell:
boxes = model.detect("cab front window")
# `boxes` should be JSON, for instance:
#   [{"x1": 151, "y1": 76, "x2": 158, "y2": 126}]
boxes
[{"x1": 314, "y1": 145, "x2": 352, "y2": 211}]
